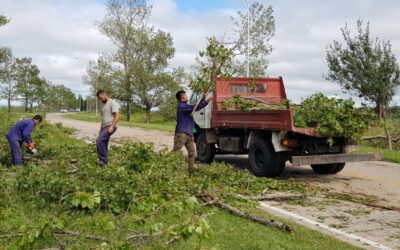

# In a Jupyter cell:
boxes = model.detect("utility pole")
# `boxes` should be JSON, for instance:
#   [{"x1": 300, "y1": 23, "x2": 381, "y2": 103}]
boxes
[
  {"x1": 246, "y1": 0, "x2": 250, "y2": 78},
  {"x1": 95, "y1": 96, "x2": 98, "y2": 117}
]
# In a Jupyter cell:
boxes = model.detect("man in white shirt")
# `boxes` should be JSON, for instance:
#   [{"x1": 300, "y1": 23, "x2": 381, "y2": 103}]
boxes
[{"x1": 96, "y1": 90, "x2": 120, "y2": 166}]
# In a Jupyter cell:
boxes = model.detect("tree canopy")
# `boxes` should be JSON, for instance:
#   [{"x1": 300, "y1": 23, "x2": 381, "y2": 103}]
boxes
[
  {"x1": 326, "y1": 20, "x2": 400, "y2": 119},
  {"x1": 190, "y1": 1, "x2": 275, "y2": 94}
]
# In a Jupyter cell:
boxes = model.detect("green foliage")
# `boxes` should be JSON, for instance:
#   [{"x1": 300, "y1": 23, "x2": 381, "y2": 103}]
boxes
[
  {"x1": 231, "y1": 2, "x2": 275, "y2": 77},
  {"x1": 0, "y1": 168, "x2": 6, "y2": 207},
  {"x1": 91, "y1": 0, "x2": 178, "y2": 123},
  {"x1": 221, "y1": 94, "x2": 288, "y2": 111},
  {"x1": 294, "y1": 93, "x2": 375, "y2": 143},
  {"x1": 326, "y1": 20, "x2": 400, "y2": 118},
  {"x1": 72, "y1": 191, "x2": 101, "y2": 209},
  {"x1": 0, "y1": 15, "x2": 9, "y2": 26},
  {"x1": 190, "y1": 2, "x2": 275, "y2": 94},
  {"x1": 18, "y1": 221, "x2": 53, "y2": 250},
  {"x1": 190, "y1": 37, "x2": 235, "y2": 94},
  {"x1": 13, "y1": 57, "x2": 40, "y2": 112},
  {"x1": 42, "y1": 83, "x2": 78, "y2": 111}
]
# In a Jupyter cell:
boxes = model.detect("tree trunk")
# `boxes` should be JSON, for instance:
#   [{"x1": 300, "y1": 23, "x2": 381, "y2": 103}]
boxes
[
  {"x1": 7, "y1": 96, "x2": 11, "y2": 114},
  {"x1": 25, "y1": 97, "x2": 28, "y2": 112},
  {"x1": 145, "y1": 106, "x2": 151, "y2": 124},
  {"x1": 377, "y1": 102, "x2": 385, "y2": 120},
  {"x1": 383, "y1": 119, "x2": 393, "y2": 151},
  {"x1": 126, "y1": 101, "x2": 131, "y2": 122}
]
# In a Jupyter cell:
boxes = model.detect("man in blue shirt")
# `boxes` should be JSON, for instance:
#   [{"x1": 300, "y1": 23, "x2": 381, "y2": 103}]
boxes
[
  {"x1": 172, "y1": 90, "x2": 212, "y2": 174},
  {"x1": 6, "y1": 115, "x2": 42, "y2": 166}
]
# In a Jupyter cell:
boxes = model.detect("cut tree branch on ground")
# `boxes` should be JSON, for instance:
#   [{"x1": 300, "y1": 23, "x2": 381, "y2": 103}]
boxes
[
  {"x1": 0, "y1": 230, "x2": 110, "y2": 243},
  {"x1": 200, "y1": 193, "x2": 293, "y2": 232},
  {"x1": 0, "y1": 233, "x2": 24, "y2": 239},
  {"x1": 235, "y1": 193, "x2": 305, "y2": 202},
  {"x1": 54, "y1": 230, "x2": 110, "y2": 242}
]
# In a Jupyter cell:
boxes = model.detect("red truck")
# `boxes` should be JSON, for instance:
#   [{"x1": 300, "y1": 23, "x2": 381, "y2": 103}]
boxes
[{"x1": 192, "y1": 77, "x2": 380, "y2": 177}]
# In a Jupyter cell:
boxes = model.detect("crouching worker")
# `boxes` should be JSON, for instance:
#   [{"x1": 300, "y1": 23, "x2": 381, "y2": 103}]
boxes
[
  {"x1": 172, "y1": 90, "x2": 212, "y2": 174},
  {"x1": 6, "y1": 115, "x2": 42, "y2": 166},
  {"x1": 96, "y1": 90, "x2": 120, "y2": 166}
]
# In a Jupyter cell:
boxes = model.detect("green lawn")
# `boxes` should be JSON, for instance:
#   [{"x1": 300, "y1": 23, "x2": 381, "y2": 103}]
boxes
[
  {"x1": 65, "y1": 112, "x2": 175, "y2": 132},
  {"x1": 357, "y1": 118, "x2": 400, "y2": 164},
  {"x1": 357, "y1": 145, "x2": 400, "y2": 163}
]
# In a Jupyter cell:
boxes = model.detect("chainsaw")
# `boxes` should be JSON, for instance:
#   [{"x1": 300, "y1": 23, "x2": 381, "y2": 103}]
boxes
[{"x1": 26, "y1": 142, "x2": 38, "y2": 155}]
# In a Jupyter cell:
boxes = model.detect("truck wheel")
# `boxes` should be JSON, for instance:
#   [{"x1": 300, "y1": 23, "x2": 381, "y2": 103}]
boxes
[
  {"x1": 196, "y1": 132, "x2": 215, "y2": 163},
  {"x1": 311, "y1": 163, "x2": 346, "y2": 174},
  {"x1": 249, "y1": 140, "x2": 285, "y2": 177}
]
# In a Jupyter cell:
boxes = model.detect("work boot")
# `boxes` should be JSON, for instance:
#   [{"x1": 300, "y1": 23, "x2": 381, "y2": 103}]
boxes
[
  {"x1": 96, "y1": 160, "x2": 107, "y2": 167},
  {"x1": 187, "y1": 166, "x2": 198, "y2": 175}
]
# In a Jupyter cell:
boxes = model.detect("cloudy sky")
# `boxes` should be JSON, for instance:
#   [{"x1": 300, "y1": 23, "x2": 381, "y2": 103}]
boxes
[{"x1": 1, "y1": 0, "x2": 400, "y2": 105}]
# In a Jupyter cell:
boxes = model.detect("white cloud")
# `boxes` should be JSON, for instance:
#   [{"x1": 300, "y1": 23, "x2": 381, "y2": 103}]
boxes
[
  {"x1": 0, "y1": 0, "x2": 111, "y2": 96},
  {"x1": 1, "y1": 0, "x2": 400, "y2": 106}
]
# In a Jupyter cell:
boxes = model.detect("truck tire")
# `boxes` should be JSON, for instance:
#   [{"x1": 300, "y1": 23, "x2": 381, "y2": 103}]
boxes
[
  {"x1": 196, "y1": 132, "x2": 215, "y2": 163},
  {"x1": 311, "y1": 163, "x2": 346, "y2": 174},
  {"x1": 249, "y1": 140, "x2": 285, "y2": 177}
]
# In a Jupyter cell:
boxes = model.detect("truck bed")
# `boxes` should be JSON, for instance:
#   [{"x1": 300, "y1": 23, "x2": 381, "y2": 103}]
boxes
[
  {"x1": 211, "y1": 77, "x2": 317, "y2": 137},
  {"x1": 211, "y1": 109, "x2": 317, "y2": 136}
]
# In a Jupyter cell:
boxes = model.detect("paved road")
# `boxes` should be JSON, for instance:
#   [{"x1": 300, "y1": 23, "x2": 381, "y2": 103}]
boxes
[{"x1": 47, "y1": 113, "x2": 400, "y2": 249}]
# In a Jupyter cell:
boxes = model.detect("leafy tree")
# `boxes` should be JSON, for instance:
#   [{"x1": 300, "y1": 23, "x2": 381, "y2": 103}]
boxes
[
  {"x1": 190, "y1": 1, "x2": 275, "y2": 93},
  {"x1": 190, "y1": 37, "x2": 234, "y2": 94},
  {"x1": 42, "y1": 84, "x2": 77, "y2": 111},
  {"x1": 31, "y1": 77, "x2": 48, "y2": 110},
  {"x1": 13, "y1": 57, "x2": 41, "y2": 112},
  {"x1": 0, "y1": 15, "x2": 10, "y2": 64},
  {"x1": 96, "y1": 0, "x2": 177, "y2": 123},
  {"x1": 84, "y1": 55, "x2": 120, "y2": 98},
  {"x1": 0, "y1": 15, "x2": 8, "y2": 26},
  {"x1": 230, "y1": 2, "x2": 275, "y2": 77},
  {"x1": 97, "y1": 0, "x2": 151, "y2": 122},
  {"x1": 0, "y1": 47, "x2": 16, "y2": 112},
  {"x1": 128, "y1": 27, "x2": 176, "y2": 123},
  {"x1": 326, "y1": 20, "x2": 400, "y2": 119},
  {"x1": 159, "y1": 67, "x2": 187, "y2": 121}
]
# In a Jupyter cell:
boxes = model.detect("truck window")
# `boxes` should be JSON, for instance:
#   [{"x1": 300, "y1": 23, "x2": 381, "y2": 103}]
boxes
[
  {"x1": 190, "y1": 93, "x2": 200, "y2": 104},
  {"x1": 229, "y1": 84, "x2": 266, "y2": 94}
]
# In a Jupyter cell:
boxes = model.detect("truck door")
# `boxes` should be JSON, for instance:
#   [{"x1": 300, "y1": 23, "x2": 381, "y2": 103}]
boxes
[{"x1": 190, "y1": 93, "x2": 213, "y2": 129}]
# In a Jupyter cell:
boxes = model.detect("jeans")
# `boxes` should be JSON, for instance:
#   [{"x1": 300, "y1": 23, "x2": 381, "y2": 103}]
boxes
[
  {"x1": 96, "y1": 126, "x2": 117, "y2": 165},
  {"x1": 6, "y1": 135, "x2": 23, "y2": 165}
]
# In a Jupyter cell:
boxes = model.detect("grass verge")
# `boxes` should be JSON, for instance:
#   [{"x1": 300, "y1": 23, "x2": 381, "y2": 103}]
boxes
[{"x1": 357, "y1": 145, "x2": 400, "y2": 164}]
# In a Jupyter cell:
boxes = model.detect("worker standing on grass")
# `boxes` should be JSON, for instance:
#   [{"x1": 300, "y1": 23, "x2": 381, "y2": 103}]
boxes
[
  {"x1": 6, "y1": 115, "x2": 42, "y2": 166},
  {"x1": 96, "y1": 90, "x2": 120, "y2": 166},
  {"x1": 173, "y1": 90, "x2": 212, "y2": 174}
]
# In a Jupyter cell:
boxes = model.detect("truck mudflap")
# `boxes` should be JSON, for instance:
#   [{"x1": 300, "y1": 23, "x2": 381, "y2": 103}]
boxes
[{"x1": 291, "y1": 153, "x2": 383, "y2": 166}]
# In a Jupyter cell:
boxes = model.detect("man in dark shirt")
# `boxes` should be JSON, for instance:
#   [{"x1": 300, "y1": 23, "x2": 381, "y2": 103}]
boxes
[
  {"x1": 172, "y1": 90, "x2": 212, "y2": 174},
  {"x1": 6, "y1": 115, "x2": 42, "y2": 166}
]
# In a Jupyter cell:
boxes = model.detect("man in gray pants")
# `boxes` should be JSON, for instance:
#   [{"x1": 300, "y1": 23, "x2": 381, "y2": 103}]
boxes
[{"x1": 96, "y1": 90, "x2": 120, "y2": 166}]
